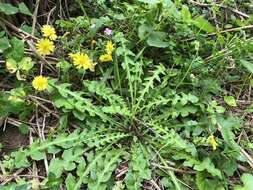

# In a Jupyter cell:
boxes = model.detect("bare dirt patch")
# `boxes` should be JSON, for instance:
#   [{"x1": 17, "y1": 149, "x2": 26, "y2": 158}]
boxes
[{"x1": 0, "y1": 124, "x2": 29, "y2": 157}]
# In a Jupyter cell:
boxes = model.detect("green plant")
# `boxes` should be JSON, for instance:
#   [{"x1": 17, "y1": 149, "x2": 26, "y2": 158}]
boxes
[{"x1": 1, "y1": 0, "x2": 253, "y2": 189}]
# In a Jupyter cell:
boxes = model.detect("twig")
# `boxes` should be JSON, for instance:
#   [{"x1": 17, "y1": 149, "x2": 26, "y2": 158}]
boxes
[
  {"x1": 0, "y1": 18, "x2": 38, "y2": 40},
  {"x1": 32, "y1": 0, "x2": 41, "y2": 36},
  {"x1": 3, "y1": 117, "x2": 7, "y2": 131},
  {"x1": 42, "y1": 115, "x2": 49, "y2": 175},
  {"x1": 208, "y1": 25, "x2": 253, "y2": 36},
  {"x1": 32, "y1": 97, "x2": 59, "y2": 119},
  {"x1": 238, "y1": 164, "x2": 251, "y2": 173},
  {"x1": 1, "y1": 169, "x2": 24, "y2": 185},
  {"x1": 0, "y1": 163, "x2": 6, "y2": 177},
  {"x1": 217, "y1": 123, "x2": 253, "y2": 169},
  {"x1": 35, "y1": 108, "x2": 42, "y2": 140},
  {"x1": 29, "y1": 95, "x2": 53, "y2": 104},
  {"x1": 183, "y1": 25, "x2": 253, "y2": 42},
  {"x1": 115, "y1": 167, "x2": 128, "y2": 178},
  {"x1": 29, "y1": 96, "x2": 78, "y2": 129},
  {"x1": 149, "y1": 179, "x2": 162, "y2": 190},
  {"x1": 188, "y1": 0, "x2": 249, "y2": 18},
  {"x1": 25, "y1": 49, "x2": 59, "y2": 62},
  {"x1": 14, "y1": 174, "x2": 45, "y2": 179},
  {"x1": 240, "y1": 148, "x2": 253, "y2": 169},
  {"x1": 151, "y1": 163, "x2": 196, "y2": 174},
  {"x1": 47, "y1": 6, "x2": 56, "y2": 24}
]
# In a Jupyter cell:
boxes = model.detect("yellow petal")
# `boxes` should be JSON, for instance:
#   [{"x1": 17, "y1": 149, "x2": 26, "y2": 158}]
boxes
[{"x1": 32, "y1": 75, "x2": 48, "y2": 91}]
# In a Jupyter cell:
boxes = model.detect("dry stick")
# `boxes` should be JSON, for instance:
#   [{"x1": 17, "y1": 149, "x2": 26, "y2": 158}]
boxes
[
  {"x1": 238, "y1": 164, "x2": 251, "y2": 173},
  {"x1": 188, "y1": 0, "x2": 249, "y2": 18},
  {"x1": 3, "y1": 117, "x2": 7, "y2": 131},
  {"x1": 32, "y1": 97, "x2": 59, "y2": 119},
  {"x1": 29, "y1": 95, "x2": 53, "y2": 104},
  {"x1": 240, "y1": 148, "x2": 253, "y2": 169},
  {"x1": 32, "y1": 0, "x2": 41, "y2": 36},
  {"x1": 0, "y1": 18, "x2": 38, "y2": 40},
  {"x1": 47, "y1": 6, "x2": 56, "y2": 25},
  {"x1": 35, "y1": 108, "x2": 42, "y2": 139},
  {"x1": 5, "y1": 118, "x2": 21, "y2": 127},
  {"x1": 15, "y1": 174, "x2": 45, "y2": 179},
  {"x1": 208, "y1": 25, "x2": 253, "y2": 36},
  {"x1": 35, "y1": 108, "x2": 48, "y2": 175},
  {"x1": 149, "y1": 179, "x2": 162, "y2": 190},
  {"x1": 42, "y1": 116, "x2": 49, "y2": 175},
  {"x1": 30, "y1": 96, "x2": 78, "y2": 129},
  {"x1": 237, "y1": 131, "x2": 243, "y2": 144},
  {"x1": 0, "y1": 163, "x2": 6, "y2": 178},
  {"x1": 184, "y1": 25, "x2": 253, "y2": 42},
  {"x1": 0, "y1": 169, "x2": 24, "y2": 185},
  {"x1": 64, "y1": 0, "x2": 70, "y2": 18},
  {"x1": 217, "y1": 123, "x2": 253, "y2": 169},
  {"x1": 25, "y1": 50, "x2": 59, "y2": 62},
  {"x1": 42, "y1": 115, "x2": 47, "y2": 141},
  {"x1": 151, "y1": 163, "x2": 196, "y2": 174},
  {"x1": 7, "y1": 117, "x2": 38, "y2": 129},
  {"x1": 115, "y1": 167, "x2": 128, "y2": 178}
]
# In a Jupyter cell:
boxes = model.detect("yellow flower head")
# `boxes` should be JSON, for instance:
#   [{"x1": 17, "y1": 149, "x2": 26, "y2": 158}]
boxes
[
  {"x1": 32, "y1": 76, "x2": 48, "y2": 91},
  {"x1": 105, "y1": 41, "x2": 115, "y2": 55},
  {"x1": 36, "y1": 39, "x2": 55, "y2": 56},
  {"x1": 69, "y1": 53, "x2": 96, "y2": 71},
  {"x1": 68, "y1": 53, "x2": 78, "y2": 59},
  {"x1": 99, "y1": 54, "x2": 113, "y2": 62},
  {"x1": 41, "y1": 25, "x2": 57, "y2": 41},
  {"x1": 208, "y1": 134, "x2": 218, "y2": 150}
]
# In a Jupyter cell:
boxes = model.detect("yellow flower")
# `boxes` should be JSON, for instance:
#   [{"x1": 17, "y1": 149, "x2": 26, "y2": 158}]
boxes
[
  {"x1": 32, "y1": 76, "x2": 48, "y2": 91},
  {"x1": 105, "y1": 41, "x2": 115, "y2": 54},
  {"x1": 208, "y1": 134, "x2": 218, "y2": 150},
  {"x1": 41, "y1": 25, "x2": 57, "y2": 41},
  {"x1": 68, "y1": 53, "x2": 78, "y2": 59},
  {"x1": 36, "y1": 39, "x2": 55, "y2": 56},
  {"x1": 99, "y1": 54, "x2": 113, "y2": 62},
  {"x1": 69, "y1": 53, "x2": 96, "y2": 71}
]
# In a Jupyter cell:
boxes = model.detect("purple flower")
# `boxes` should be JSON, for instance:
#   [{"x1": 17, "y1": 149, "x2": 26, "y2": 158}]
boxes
[{"x1": 104, "y1": 28, "x2": 113, "y2": 36}]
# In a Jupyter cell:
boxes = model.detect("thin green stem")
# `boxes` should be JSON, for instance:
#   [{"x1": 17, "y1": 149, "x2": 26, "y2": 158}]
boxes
[
  {"x1": 114, "y1": 56, "x2": 122, "y2": 96},
  {"x1": 122, "y1": 42, "x2": 134, "y2": 109},
  {"x1": 175, "y1": 53, "x2": 198, "y2": 90}
]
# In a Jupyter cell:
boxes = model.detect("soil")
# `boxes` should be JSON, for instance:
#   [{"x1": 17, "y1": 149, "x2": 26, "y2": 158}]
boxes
[{"x1": 0, "y1": 124, "x2": 29, "y2": 157}]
